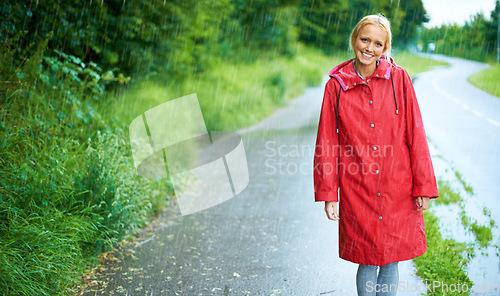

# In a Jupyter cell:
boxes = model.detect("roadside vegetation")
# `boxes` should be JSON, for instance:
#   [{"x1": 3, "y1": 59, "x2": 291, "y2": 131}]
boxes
[
  {"x1": 101, "y1": 45, "x2": 342, "y2": 132},
  {"x1": 392, "y1": 51, "x2": 448, "y2": 75},
  {"x1": 468, "y1": 64, "x2": 500, "y2": 98},
  {"x1": 413, "y1": 165, "x2": 496, "y2": 295}
]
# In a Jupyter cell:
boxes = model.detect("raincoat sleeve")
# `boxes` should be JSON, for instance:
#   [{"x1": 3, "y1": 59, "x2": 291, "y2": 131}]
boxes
[
  {"x1": 403, "y1": 69, "x2": 439, "y2": 199},
  {"x1": 313, "y1": 79, "x2": 340, "y2": 202}
]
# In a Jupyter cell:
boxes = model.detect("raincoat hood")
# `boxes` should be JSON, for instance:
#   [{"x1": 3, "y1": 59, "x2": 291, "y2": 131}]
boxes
[{"x1": 328, "y1": 57, "x2": 395, "y2": 92}]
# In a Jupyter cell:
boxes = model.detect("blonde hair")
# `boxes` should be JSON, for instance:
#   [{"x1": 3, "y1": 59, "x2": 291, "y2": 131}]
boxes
[{"x1": 350, "y1": 14, "x2": 392, "y2": 58}]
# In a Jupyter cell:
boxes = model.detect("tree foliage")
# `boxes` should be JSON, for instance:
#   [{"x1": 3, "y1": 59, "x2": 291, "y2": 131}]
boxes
[
  {"x1": 0, "y1": 0, "x2": 430, "y2": 91},
  {"x1": 420, "y1": 1, "x2": 499, "y2": 62},
  {"x1": 296, "y1": 0, "x2": 429, "y2": 53}
]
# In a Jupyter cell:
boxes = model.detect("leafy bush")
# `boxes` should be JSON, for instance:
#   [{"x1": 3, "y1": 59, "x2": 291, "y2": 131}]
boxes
[{"x1": 0, "y1": 71, "x2": 169, "y2": 296}]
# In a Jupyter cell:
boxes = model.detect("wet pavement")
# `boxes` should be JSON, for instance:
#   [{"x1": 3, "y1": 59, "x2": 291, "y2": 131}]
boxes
[{"x1": 82, "y1": 54, "x2": 499, "y2": 295}]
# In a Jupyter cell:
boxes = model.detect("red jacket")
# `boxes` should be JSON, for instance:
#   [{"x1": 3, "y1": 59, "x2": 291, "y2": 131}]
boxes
[{"x1": 313, "y1": 57, "x2": 439, "y2": 266}]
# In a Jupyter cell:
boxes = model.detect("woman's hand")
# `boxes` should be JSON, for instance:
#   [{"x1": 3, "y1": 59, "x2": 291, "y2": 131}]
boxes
[
  {"x1": 416, "y1": 196, "x2": 430, "y2": 211},
  {"x1": 325, "y1": 201, "x2": 340, "y2": 220}
]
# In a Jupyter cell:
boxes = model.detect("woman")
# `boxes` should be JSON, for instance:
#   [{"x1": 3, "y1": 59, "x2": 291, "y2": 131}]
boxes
[{"x1": 313, "y1": 14, "x2": 438, "y2": 296}]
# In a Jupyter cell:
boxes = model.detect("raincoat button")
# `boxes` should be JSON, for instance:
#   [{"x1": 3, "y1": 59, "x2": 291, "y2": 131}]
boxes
[
  {"x1": 370, "y1": 123, "x2": 375, "y2": 128},
  {"x1": 379, "y1": 216, "x2": 383, "y2": 220},
  {"x1": 377, "y1": 193, "x2": 381, "y2": 196},
  {"x1": 375, "y1": 170, "x2": 379, "y2": 174},
  {"x1": 376, "y1": 74, "x2": 379, "y2": 77},
  {"x1": 373, "y1": 146, "x2": 377, "y2": 151},
  {"x1": 353, "y1": 82, "x2": 357, "y2": 86},
  {"x1": 369, "y1": 100, "x2": 373, "y2": 104},
  {"x1": 362, "y1": 81, "x2": 365, "y2": 83}
]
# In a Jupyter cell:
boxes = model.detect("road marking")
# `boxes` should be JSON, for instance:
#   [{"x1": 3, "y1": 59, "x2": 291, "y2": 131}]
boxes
[
  {"x1": 432, "y1": 78, "x2": 456, "y2": 102},
  {"x1": 432, "y1": 78, "x2": 499, "y2": 128},
  {"x1": 472, "y1": 110, "x2": 483, "y2": 118},
  {"x1": 487, "y1": 118, "x2": 500, "y2": 126}
]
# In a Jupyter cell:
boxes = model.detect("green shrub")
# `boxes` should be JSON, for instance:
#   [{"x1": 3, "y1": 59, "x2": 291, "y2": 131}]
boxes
[{"x1": 0, "y1": 83, "x2": 169, "y2": 295}]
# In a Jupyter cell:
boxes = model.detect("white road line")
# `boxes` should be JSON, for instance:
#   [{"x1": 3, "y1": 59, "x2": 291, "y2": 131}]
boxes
[
  {"x1": 432, "y1": 78, "x2": 456, "y2": 102},
  {"x1": 432, "y1": 78, "x2": 499, "y2": 127},
  {"x1": 472, "y1": 110, "x2": 483, "y2": 118},
  {"x1": 487, "y1": 118, "x2": 500, "y2": 126}
]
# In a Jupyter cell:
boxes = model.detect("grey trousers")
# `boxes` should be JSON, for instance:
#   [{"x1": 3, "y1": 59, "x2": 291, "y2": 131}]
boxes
[{"x1": 356, "y1": 262, "x2": 399, "y2": 296}]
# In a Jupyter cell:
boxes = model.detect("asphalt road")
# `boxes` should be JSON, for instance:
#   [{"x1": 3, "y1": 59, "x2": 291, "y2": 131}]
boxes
[
  {"x1": 82, "y1": 54, "x2": 499, "y2": 296},
  {"x1": 414, "y1": 53, "x2": 500, "y2": 219}
]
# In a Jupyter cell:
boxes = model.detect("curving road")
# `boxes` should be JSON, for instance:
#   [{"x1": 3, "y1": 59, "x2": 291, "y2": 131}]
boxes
[
  {"x1": 83, "y1": 54, "x2": 499, "y2": 295},
  {"x1": 414, "y1": 53, "x2": 500, "y2": 214}
]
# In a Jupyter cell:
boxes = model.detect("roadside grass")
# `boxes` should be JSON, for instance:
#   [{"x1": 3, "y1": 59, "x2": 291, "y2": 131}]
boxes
[
  {"x1": 454, "y1": 171, "x2": 474, "y2": 196},
  {"x1": 460, "y1": 211, "x2": 494, "y2": 248},
  {"x1": 100, "y1": 45, "x2": 343, "y2": 132},
  {"x1": 468, "y1": 64, "x2": 500, "y2": 98},
  {"x1": 413, "y1": 168, "x2": 495, "y2": 295},
  {"x1": 0, "y1": 86, "x2": 171, "y2": 295},
  {"x1": 435, "y1": 179, "x2": 462, "y2": 205},
  {"x1": 392, "y1": 51, "x2": 448, "y2": 76},
  {"x1": 413, "y1": 211, "x2": 474, "y2": 296}
]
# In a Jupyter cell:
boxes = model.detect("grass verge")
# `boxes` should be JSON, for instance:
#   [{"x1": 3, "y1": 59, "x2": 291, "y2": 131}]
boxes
[
  {"x1": 99, "y1": 44, "x2": 344, "y2": 132},
  {"x1": 413, "y1": 166, "x2": 495, "y2": 295},
  {"x1": 392, "y1": 51, "x2": 448, "y2": 76},
  {"x1": 468, "y1": 64, "x2": 500, "y2": 98},
  {"x1": 413, "y1": 211, "x2": 474, "y2": 296}
]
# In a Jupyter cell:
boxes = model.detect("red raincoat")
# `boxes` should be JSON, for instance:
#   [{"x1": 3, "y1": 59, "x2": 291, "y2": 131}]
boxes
[{"x1": 313, "y1": 57, "x2": 439, "y2": 266}]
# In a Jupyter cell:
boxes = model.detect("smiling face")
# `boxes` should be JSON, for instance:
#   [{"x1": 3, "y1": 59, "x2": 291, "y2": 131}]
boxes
[{"x1": 354, "y1": 24, "x2": 387, "y2": 72}]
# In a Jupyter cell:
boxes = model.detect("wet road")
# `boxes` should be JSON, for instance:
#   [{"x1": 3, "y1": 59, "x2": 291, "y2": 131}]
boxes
[
  {"x1": 83, "y1": 54, "x2": 499, "y2": 295},
  {"x1": 414, "y1": 53, "x2": 500, "y2": 218}
]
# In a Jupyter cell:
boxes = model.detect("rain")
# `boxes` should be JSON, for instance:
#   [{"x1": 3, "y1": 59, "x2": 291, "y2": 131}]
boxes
[{"x1": 0, "y1": 0, "x2": 499, "y2": 295}]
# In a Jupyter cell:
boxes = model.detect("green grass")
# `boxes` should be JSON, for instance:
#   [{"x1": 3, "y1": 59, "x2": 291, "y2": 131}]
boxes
[
  {"x1": 0, "y1": 86, "x2": 170, "y2": 295},
  {"x1": 412, "y1": 168, "x2": 497, "y2": 295},
  {"x1": 454, "y1": 171, "x2": 474, "y2": 196},
  {"x1": 412, "y1": 177, "x2": 473, "y2": 295},
  {"x1": 435, "y1": 179, "x2": 462, "y2": 205},
  {"x1": 468, "y1": 64, "x2": 500, "y2": 98},
  {"x1": 392, "y1": 51, "x2": 448, "y2": 76},
  {"x1": 413, "y1": 211, "x2": 474, "y2": 296},
  {"x1": 100, "y1": 44, "x2": 344, "y2": 132}
]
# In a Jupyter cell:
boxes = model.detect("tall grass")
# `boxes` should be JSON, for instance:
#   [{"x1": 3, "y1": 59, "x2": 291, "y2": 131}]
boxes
[
  {"x1": 100, "y1": 44, "x2": 344, "y2": 131},
  {"x1": 0, "y1": 86, "x2": 169, "y2": 295}
]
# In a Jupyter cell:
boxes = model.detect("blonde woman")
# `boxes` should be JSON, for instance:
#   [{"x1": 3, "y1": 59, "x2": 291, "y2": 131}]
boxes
[{"x1": 313, "y1": 14, "x2": 438, "y2": 296}]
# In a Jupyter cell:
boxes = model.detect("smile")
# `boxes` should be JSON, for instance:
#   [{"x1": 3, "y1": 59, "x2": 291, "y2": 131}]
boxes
[{"x1": 361, "y1": 52, "x2": 373, "y2": 59}]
